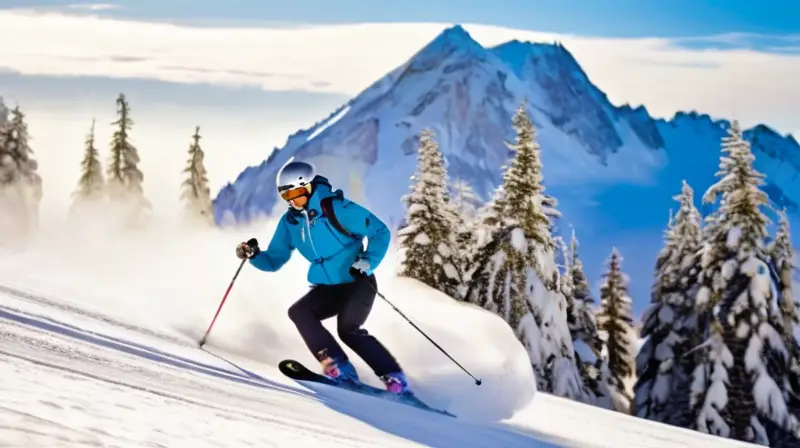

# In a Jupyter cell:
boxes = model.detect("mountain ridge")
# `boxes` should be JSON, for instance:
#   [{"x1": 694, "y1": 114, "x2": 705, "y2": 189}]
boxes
[
  {"x1": 211, "y1": 24, "x2": 799, "y2": 313},
  {"x1": 213, "y1": 24, "x2": 798, "y2": 222}
]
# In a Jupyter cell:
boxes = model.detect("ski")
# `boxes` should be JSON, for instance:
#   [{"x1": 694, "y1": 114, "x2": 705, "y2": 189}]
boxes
[{"x1": 278, "y1": 359, "x2": 455, "y2": 418}]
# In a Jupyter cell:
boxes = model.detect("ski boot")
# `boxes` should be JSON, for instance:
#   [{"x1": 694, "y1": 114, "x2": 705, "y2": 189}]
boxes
[
  {"x1": 380, "y1": 371, "x2": 413, "y2": 396},
  {"x1": 317, "y1": 349, "x2": 360, "y2": 385}
]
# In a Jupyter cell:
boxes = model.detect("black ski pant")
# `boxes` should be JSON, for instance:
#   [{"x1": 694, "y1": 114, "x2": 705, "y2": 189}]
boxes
[{"x1": 287, "y1": 274, "x2": 402, "y2": 377}]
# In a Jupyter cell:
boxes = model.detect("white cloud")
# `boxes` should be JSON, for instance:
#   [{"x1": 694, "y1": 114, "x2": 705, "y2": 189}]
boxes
[
  {"x1": 66, "y1": 3, "x2": 121, "y2": 11},
  {"x1": 0, "y1": 10, "x2": 797, "y2": 136}
]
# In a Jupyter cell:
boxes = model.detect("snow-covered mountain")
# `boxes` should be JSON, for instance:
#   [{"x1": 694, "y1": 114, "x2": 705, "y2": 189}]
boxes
[
  {"x1": 212, "y1": 25, "x2": 669, "y2": 224},
  {"x1": 212, "y1": 25, "x2": 800, "y2": 314}
]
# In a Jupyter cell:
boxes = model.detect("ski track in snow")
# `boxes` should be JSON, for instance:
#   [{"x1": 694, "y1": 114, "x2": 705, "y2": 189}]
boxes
[
  {"x1": 0, "y1": 285, "x2": 760, "y2": 448},
  {"x1": 0, "y1": 290, "x2": 560, "y2": 448}
]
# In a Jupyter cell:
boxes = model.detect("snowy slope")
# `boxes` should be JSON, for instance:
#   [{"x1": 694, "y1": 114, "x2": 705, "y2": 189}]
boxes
[
  {"x1": 1, "y1": 298, "x2": 547, "y2": 448},
  {"x1": 0, "y1": 217, "x2": 757, "y2": 448},
  {"x1": 0, "y1": 298, "x2": 753, "y2": 448},
  {"x1": 212, "y1": 25, "x2": 799, "y2": 315}
]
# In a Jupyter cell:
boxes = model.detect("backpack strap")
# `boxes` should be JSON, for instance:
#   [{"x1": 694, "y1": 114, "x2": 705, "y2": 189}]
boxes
[{"x1": 320, "y1": 195, "x2": 359, "y2": 240}]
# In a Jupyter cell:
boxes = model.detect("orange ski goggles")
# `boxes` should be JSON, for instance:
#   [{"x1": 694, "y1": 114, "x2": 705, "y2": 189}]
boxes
[{"x1": 279, "y1": 184, "x2": 312, "y2": 202}]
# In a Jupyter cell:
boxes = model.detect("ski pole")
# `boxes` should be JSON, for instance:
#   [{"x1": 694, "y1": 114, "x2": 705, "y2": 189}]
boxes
[
  {"x1": 199, "y1": 258, "x2": 246, "y2": 347},
  {"x1": 369, "y1": 282, "x2": 482, "y2": 386}
]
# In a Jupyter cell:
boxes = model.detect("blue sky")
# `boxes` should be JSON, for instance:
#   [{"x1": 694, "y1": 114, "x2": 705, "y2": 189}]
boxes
[{"x1": 7, "y1": 0, "x2": 800, "y2": 40}]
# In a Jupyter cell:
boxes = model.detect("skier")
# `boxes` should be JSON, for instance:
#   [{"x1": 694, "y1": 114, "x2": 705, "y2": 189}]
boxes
[{"x1": 235, "y1": 158, "x2": 412, "y2": 395}]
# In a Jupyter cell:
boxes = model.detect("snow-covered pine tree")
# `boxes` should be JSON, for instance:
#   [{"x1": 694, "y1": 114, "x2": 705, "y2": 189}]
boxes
[
  {"x1": 180, "y1": 126, "x2": 213, "y2": 226},
  {"x1": 449, "y1": 178, "x2": 481, "y2": 219},
  {"x1": 0, "y1": 105, "x2": 43, "y2": 241},
  {"x1": 541, "y1": 193, "x2": 562, "y2": 234},
  {"x1": 573, "y1": 235, "x2": 619, "y2": 409},
  {"x1": 107, "y1": 94, "x2": 127, "y2": 201},
  {"x1": 767, "y1": 210, "x2": 800, "y2": 445},
  {"x1": 560, "y1": 230, "x2": 606, "y2": 403},
  {"x1": 691, "y1": 121, "x2": 799, "y2": 445},
  {"x1": 464, "y1": 104, "x2": 586, "y2": 400},
  {"x1": 0, "y1": 97, "x2": 8, "y2": 127},
  {"x1": 397, "y1": 128, "x2": 462, "y2": 298},
  {"x1": 596, "y1": 248, "x2": 636, "y2": 413},
  {"x1": 769, "y1": 209, "x2": 798, "y2": 338},
  {"x1": 633, "y1": 201, "x2": 680, "y2": 422},
  {"x1": 569, "y1": 238, "x2": 620, "y2": 409},
  {"x1": 71, "y1": 119, "x2": 105, "y2": 205},
  {"x1": 106, "y1": 93, "x2": 151, "y2": 227},
  {"x1": 448, "y1": 179, "x2": 481, "y2": 292},
  {"x1": 634, "y1": 180, "x2": 703, "y2": 426}
]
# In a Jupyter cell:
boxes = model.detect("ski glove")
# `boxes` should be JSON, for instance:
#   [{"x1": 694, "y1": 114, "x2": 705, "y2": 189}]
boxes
[
  {"x1": 349, "y1": 258, "x2": 370, "y2": 278},
  {"x1": 236, "y1": 238, "x2": 260, "y2": 260}
]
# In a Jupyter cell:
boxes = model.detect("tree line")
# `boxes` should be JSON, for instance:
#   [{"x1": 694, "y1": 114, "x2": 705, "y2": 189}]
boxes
[
  {"x1": 0, "y1": 94, "x2": 214, "y2": 238},
  {"x1": 0, "y1": 101, "x2": 42, "y2": 242},
  {"x1": 396, "y1": 104, "x2": 800, "y2": 446}
]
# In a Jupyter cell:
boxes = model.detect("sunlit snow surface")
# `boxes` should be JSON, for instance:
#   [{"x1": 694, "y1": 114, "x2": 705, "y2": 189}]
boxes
[
  {"x1": 0, "y1": 292, "x2": 553, "y2": 448},
  {"x1": 0, "y1": 285, "x2": 754, "y2": 448},
  {"x1": 0, "y1": 219, "x2": 760, "y2": 447}
]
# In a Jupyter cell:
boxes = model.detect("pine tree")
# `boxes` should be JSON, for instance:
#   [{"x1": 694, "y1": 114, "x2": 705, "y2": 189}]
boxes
[
  {"x1": 769, "y1": 210, "x2": 798, "y2": 338},
  {"x1": 541, "y1": 193, "x2": 562, "y2": 234},
  {"x1": 560, "y1": 231, "x2": 606, "y2": 403},
  {"x1": 449, "y1": 179, "x2": 481, "y2": 219},
  {"x1": 0, "y1": 97, "x2": 8, "y2": 128},
  {"x1": 397, "y1": 129, "x2": 462, "y2": 298},
  {"x1": 180, "y1": 126, "x2": 213, "y2": 225},
  {"x1": 106, "y1": 93, "x2": 150, "y2": 227},
  {"x1": 448, "y1": 178, "x2": 480, "y2": 293},
  {"x1": 594, "y1": 357, "x2": 620, "y2": 410},
  {"x1": 453, "y1": 219, "x2": 477, "y2": 297},
  {"x1": 72, "y1": 119, "x2": 105, "y2": 205},
  {"x1": 107, "y1": 95, "x2": 127, "y2": 200},
  {"x1": 465, "y1": 104, "x2": 585, "y2": 400},
  {"x1": 0, "y1": 105, "x2": 43, "y2": 239},
  {"x1": 596, "y1": 248, "x2": 636, "y2": 412},
  {"x1": 634, "y1": 180, "x2": 703, "y2": 426},
  {"x1": 691, "y1": 121, "x2": 799, "y2": 444},
  {"x1": 116, "y1": 93, "x2": 145, "y2": 203},
  {"x1": 767, "y1": 210, "x2": 800, "y2": 445}
]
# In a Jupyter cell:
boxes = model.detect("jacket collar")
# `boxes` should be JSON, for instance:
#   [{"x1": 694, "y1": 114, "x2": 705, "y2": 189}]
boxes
[{"x1": 286, "y1": 175, "x2": 338, "y2": 223}]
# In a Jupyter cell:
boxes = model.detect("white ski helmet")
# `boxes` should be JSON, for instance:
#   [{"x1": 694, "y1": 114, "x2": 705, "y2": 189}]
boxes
[{"x1": 276, "y1": 157, "x2": 316, "y2": 195}]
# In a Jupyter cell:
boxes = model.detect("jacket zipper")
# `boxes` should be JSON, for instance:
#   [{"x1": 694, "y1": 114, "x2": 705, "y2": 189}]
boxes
[{"x1": 302, "y1": 210, "x2": 334, "y2": 284}]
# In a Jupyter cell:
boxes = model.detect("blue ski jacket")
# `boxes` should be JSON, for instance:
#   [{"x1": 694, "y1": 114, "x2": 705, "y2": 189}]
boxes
[{"x1": 249, "y1": 175, "x2": 391, "y2": 285}]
